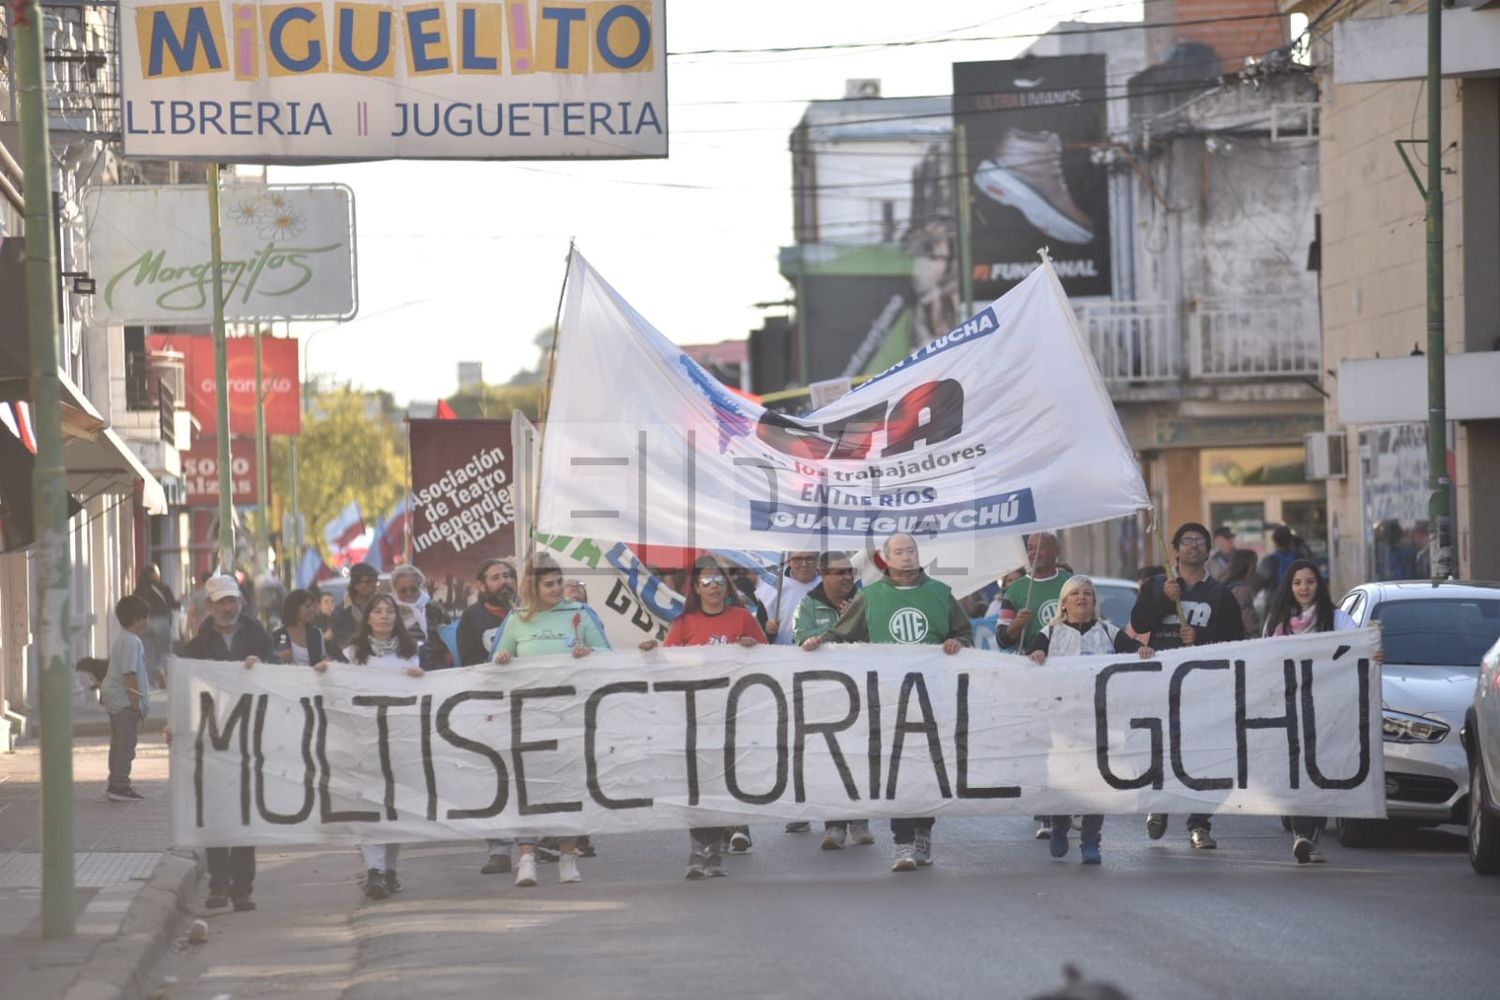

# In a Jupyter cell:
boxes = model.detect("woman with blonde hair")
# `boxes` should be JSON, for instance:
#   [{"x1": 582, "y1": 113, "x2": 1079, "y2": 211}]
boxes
[
  {"x1": 492, "y1": 551, "x2": 610, "y2": 887},
  {"x1": 1025, "y1": 575, "x2": 1154, "y2": 865}
]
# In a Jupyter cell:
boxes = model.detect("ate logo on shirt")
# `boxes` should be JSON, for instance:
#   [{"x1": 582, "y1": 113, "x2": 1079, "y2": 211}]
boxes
[
  {"x1": 1037, "y1": 599, "x2": 1059, "y2": 625},
  {"x1": 888, "y1": 608, "x2": 930, "y2": 644}
]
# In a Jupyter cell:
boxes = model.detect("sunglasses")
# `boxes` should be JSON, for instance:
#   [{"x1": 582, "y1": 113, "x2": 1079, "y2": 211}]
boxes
[{"x1": 698, "y1": 575, "x2": 726, "y2": 587}]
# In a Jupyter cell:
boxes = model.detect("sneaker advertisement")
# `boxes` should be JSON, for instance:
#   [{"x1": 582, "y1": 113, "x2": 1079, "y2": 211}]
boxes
[{"x1": 954, "y1": 55, "x2": 1112, "y2": 299}]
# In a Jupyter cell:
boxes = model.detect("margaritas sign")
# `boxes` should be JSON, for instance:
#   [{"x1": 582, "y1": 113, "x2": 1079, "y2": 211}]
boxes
[
  {"x1": 84, "y1": 184, "x2": 357, "y2": 323},
  {"x1": 117, "y1": 0, "x2": 668, "y2": 160}
]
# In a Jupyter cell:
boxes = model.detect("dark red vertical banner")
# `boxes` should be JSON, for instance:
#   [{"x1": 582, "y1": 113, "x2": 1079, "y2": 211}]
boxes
[{"x1": 407, "y1": 419, "x2": 515, "y2": 581}]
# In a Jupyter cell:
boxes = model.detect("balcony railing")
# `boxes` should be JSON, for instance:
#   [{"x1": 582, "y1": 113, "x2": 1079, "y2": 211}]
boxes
[
  {"x1": 1188, "y1": 298, "x2": 1322, "y2": 379},
  {"x1": 1075, "y1": 302, "x2": 1178, "y2": 383},
  {"x1": 1075, "y1": 297, "x2": 1321, "y2": 387}
]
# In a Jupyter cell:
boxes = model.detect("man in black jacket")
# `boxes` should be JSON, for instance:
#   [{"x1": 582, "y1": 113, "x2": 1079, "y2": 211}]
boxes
[
  {"x1": 456, "y1": 558, "x2": 515, "y2": 667},
  {"x1": 1130, "y1": 522, "x2": 1246, "y2": 850},
  {"x1": 184, "y1": 574, "x2": 277, "y2": 911}
]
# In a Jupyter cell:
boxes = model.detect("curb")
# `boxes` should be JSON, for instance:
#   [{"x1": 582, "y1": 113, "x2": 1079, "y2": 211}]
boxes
[{"x1": 61, "y1": 852, "x2": 200, "y2": 1000}]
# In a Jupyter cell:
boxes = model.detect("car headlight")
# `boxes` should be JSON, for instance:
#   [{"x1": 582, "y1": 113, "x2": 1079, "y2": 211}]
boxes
[{"x1": 1382, "y1": 710, "x2": 1450, "y2": 744}]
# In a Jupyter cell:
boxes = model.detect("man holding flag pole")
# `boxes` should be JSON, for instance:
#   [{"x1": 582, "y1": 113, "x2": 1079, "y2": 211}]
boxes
[{"x1": 1130, "y1": 517, "x2": 1247, "y2": 849}]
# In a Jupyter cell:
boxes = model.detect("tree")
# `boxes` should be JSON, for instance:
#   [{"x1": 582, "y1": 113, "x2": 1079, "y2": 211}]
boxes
[
  {"x1": 270, "y1": 384, "x2": 407, "y2": 563},
  {"x1": 443, "y1": 382, "x2": 544, "y2": 420}
]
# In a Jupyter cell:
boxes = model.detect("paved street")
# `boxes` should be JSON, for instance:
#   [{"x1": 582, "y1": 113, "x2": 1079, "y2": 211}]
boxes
[{"x1": 146, "y1": 814, "x2": 1500, "y2": 999}]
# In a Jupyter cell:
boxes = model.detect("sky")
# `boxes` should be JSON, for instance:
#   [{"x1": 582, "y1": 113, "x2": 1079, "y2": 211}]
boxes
[{"x1": 272, "y1": 0, "x2": 1150, "y2": 404}]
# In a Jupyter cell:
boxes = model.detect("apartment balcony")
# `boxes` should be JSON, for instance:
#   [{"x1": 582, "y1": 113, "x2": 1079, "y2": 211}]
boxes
[
  {"x1": 1075, "y1": 297, "x2": 1321, "y2": 399},
  {"x1": 112, "y1": 346, "x2": 186, "y2": 479}
]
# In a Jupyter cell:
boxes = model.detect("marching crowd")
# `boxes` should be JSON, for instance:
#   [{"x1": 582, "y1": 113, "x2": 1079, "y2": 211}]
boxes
[{"x1": 97, "y1": 521, "x2": 1379, "y2": 912}]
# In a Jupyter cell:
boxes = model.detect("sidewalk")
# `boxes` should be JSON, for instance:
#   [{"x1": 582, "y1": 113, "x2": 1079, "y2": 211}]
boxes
[{"x1": 0, "y1": 711, "x2": 197, "y2": 1000}]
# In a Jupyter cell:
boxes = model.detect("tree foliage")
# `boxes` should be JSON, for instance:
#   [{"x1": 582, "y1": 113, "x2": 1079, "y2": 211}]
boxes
[{"x1": 270, "y1": 384, "x2": 407, "y2": 562}]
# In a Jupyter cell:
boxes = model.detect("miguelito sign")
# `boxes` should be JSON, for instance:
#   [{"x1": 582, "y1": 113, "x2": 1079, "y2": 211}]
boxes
[
  {"x1": 148, "y1": 332, "x2": 301, "y2": 435},
  {"x1": 536, "y1": 253, "x2": 1144, "y2": 563},
  {"x1": 117, "y1": 0, "x2": 668, "y2": 161},
  {"x1": 408, "y1": 419, "x2": 516, "y2": 579},
  {"x1": 954, "y1": 56, "x2": 1111, "y2": 299},
  {"x1": 171, "y1": 630, "x2": 1385, "y2": 846},
  {"x1": 86, "y1": 185, "x2": 356, "y2": 323}
]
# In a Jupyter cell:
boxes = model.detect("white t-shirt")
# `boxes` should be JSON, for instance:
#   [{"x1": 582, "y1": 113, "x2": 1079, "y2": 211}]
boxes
[{"x1": 755, "y1": 574, "x2": 821, "y2": 645}]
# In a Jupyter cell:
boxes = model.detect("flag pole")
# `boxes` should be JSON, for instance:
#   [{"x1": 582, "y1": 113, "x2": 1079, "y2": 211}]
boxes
[
  {"x1": 1151, "y1": 497, "x2": 1186, "y2": 624},
  {"x1": 528, "y1": 240, "x2": 574, "y2": 568}
]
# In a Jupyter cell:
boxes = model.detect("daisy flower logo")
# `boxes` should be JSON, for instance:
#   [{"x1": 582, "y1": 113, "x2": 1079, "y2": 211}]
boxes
[
  {"x1": 230, "y1": 200, "x2": 261, "y2": 226},
  {"x1": 257, "y1": 203, "x2": 306, "y2": 240}
]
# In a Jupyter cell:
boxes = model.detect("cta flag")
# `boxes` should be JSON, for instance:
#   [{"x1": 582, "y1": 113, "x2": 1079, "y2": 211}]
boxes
[{"x1": 536, "y1": 253, "x2": 1145, "y2": 583}]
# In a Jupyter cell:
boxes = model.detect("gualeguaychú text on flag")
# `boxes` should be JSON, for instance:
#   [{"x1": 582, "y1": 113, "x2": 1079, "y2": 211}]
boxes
[{"x1": 535, "y1": 252, "x2": 1148, "y2": 579}]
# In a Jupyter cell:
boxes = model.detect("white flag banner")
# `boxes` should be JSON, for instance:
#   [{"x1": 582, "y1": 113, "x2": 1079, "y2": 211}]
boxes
[
  {"x1": 537, "y1": 253, "x2": 1142, "y2": 584},
  {"x1": 171, "y1": 630, "x2": 1384, "y2": 847}
]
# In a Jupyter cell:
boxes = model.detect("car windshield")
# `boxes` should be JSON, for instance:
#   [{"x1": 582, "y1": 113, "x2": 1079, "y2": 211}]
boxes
[
  {"x1": 1373, "y1": 598, "x2": 1500, "y2": 667},
  {"x1": 1094, "y1": 583, "x2": 1137, "y2": 631}
]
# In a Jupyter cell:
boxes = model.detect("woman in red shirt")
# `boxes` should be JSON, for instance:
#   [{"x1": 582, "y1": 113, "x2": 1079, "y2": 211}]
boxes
[{"x1": 641, "y1": 555, "x2": 766, "y2": 878}]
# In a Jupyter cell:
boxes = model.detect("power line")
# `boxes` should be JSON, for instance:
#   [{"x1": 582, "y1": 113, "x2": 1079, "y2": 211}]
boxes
[{"x1": 667, "y1": 11, "x2": 1284, "y2": 58}]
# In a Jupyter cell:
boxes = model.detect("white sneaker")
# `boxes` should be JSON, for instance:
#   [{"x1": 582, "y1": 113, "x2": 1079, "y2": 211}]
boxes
[
  {"x1": 514, "y1": 855, "x2": 538, "y2": 888},
  {"x1": 913, "y1": 830, "x2": 933, "y2": 867},
  {"x1": 848, "y1": 820, "x2": 875, "y2": 846},
  {"x1": 821, "y1": 826, "x2": 847, "y2": 851},
  {"x1": 891, "y1": 844, "x2": 917, "y2": 872},
  {"x1": 557, "y1": 852, "x2": 581, "y2": 884}
]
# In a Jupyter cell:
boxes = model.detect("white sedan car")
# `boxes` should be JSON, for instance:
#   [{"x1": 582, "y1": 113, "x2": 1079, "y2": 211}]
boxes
[
  {"x1": 1462, "y1": 634, "x2": 1500, "y2": 873},
  {"x1": 1336, "y1": 581, "x2": 1500, "y2": 847}
]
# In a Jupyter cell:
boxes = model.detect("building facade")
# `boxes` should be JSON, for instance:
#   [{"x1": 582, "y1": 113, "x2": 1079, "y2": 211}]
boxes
[{"x1": 1286, "y1": 0, "x2": 1500, "y2": 592}]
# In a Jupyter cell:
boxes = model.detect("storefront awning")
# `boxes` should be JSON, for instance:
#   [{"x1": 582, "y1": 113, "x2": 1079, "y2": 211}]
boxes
[{"x1": 0, "y1": 236, "x2": 168, "y2": 515}]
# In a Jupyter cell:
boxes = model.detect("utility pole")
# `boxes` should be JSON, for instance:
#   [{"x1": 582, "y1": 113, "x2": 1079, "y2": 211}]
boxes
[
  {"x1": 254, "y1": 326, "x2": 270, "y2": 582},
  {"x1": 1425, "y1": 0, "x2": 1451, "y2": 579},
  {"x1": 14, "y1": 0, "x2": 76, "y2": 937},
  {"x1": 207, "y1": 165, "x2": 235, "y2": 573}
]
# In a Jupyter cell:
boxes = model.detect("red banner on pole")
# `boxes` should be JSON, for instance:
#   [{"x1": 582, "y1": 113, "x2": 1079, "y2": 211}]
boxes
[
  {"x1": 148, "y1": 332, "x2": 301, "y2": 435},
  {"x1": 408, "y1": 419, "x2": 515, "y2": 581}
]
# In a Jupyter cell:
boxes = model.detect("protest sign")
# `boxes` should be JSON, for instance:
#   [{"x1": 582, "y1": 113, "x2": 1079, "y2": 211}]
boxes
[
  {"x1": 408, "y1": 419, "x2": 515, "y2": 580},
  {"x1": 172, "y1": 629, "x2": 1384, "y2": 846},
  {"x1": 534, "y1": 533, "x2": 683, "y2": 648}
]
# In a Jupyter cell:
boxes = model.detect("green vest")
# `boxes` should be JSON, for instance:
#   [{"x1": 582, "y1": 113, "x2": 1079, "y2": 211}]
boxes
[
  {"x1": 863, "y1": 577, "x2": 952, "y2": 645},
  {"x1": 1006, "y1": 572, "x2": 1070, "y2": 647}
]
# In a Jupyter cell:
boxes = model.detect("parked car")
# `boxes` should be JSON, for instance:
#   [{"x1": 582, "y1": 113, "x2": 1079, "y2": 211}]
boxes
[
  {"x1": 1091, "y1": 576, "x2": 1140, "y2": 633},
  {"x1": 1336, "y1": 581, "x2": 1500, "y2": 846},
  {"x1": 1461, "y1": 635, "x2": 1500, "y2": 873}
]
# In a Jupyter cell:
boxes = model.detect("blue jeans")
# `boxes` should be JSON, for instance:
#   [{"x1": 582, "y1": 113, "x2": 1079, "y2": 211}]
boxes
[
  {"x1": 1051, "y1": 814, "x2": 1103, "y2": 841},
  {"x1": 107, "y1": 708, "x2": 140, "y2": 790}
]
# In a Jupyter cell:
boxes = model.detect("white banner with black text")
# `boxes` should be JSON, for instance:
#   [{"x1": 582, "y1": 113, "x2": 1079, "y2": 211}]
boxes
[{"x1": 170, "y1": 629, "x2": 1384, "y2": 847}]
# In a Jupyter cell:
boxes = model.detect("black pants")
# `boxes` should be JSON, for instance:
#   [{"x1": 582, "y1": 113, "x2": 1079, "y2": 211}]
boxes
[
  {"x1": 107, "y1": 708, "x2": 140, "y2": 790},
  {"x1": 1289, "y1": 815, "x2": 1325, "y2": 839},
  {"x1": 690, "y1": 827, "x2": 725, "y2": 848},
  {"x1": 1155, "y1": 812, "x2": 1213, "y2": 832},
  {"x1": 206, "y1": 847, "x2": 256, "y2": 897},
  {"x1": 889, "y1": 818, "x2": 935, "y2": 845}
]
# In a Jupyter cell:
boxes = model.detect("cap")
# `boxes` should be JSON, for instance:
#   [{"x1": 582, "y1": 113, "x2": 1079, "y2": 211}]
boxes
[{"x1": 205, "y1": 575, "x2": 241, "y2": 603}]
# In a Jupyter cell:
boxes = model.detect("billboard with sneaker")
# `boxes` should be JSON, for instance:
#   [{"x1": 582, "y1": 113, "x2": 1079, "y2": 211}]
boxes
[{"x1": 954, "y1": 55, "x2": 1111, "y2": 299}]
